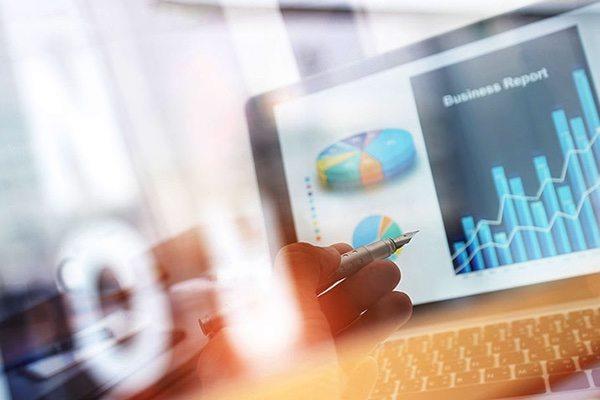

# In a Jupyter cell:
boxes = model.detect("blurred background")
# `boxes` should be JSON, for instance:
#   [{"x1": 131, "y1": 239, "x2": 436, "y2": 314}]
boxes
[{"x1": 0, "y1": 0, "x2": 560, "y2": 398}]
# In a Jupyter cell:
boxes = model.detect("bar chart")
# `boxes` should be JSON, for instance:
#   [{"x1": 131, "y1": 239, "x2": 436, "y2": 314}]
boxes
[{"x1": 452, "y1": 69, "x2": 600, "y2": 273}]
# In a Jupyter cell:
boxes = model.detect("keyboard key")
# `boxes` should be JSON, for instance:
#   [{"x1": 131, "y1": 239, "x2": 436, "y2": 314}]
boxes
[
  {"x1": 520, "y1": 336, "x2": 545, "y2": 350},
  {"x1": 412, "y1": 352, "x2": 434, "y2": 365},
  {"x1": 579, "y1": 327, "x2": 600, "y2": 341},
  {"x1": 426, "y1": 374, "x2": 451, "y2": 390},
  {"x1": 548, "y1": 331, "x2": 575, "y2": 345},
  {"x1": 499, "y1": 351, "x2": 524, "y2": 366},
  {"x1": 382, "y1": 339, "x2": 405, "y2": 357},
  {"x1": 547, "y1": 358, "x2": 576, "y2": 374},
  {"x1": 398, "y1": 377, "x2": 424, "y2": 393},
  {"x1": 568, "y1": 309, "x2": 593, "y2": 325},
  {"x1": 464, "y1": 344, "x2": 488, "y2": 357},
  {"x1": 407, "y1": 336, "x2": 430, "y2": 353},
  {"x1": 389, "y1": 365, "x2": 414, "y2": 380},
  {"x1": 484, "y1": 323, "x2": 507, "y2": 341},
  {"x1": 484, "y1": 366, "x2": 511, "y2": 382},
  {"x1": 511, "y1": 318, "x2": 534, "y2": 333},
  {"x1": 470, "y1": 355, "x2": 495, "y2": 369},
  {"x1": 432, "y1": 332, "x2": 455, "y2": 350},
  {"x1": 548, "y1": 371, "x2": 590, "y2": 392},
  {"x1": 414, "y1": 363, "x2": 439, "y2": 377},
  {"x1": 539, "y1": 314, "x2": 565, "y2": 327},
  {"x1": 565, "y1": 315, "x2": 587, "y2": 330},
  {"x1": 458, "y1": 328, "x2": 481, "y2": 346},
  {"x1": 396, "y1": 377, "x2": 546, "y2": 399},
  {"x1": 491, "y1": 340, "x2": 516, "y2": 353},
  {"x1": 485, "y1": 322, "x2": 509, "y2": 331},
  {"x1": 593, "y1": 369, "x2": 600, "y2": 386},
  {"x1": 528, "y1": 347, "x2": 555, "y2": 361},
  {"x1": 579, "y1": 353, "x2": 600, "y2": 370},
  {"x1": 455, "y1": 370, "x2": 480, "y2": 386},
  {"x1": 437, "y1": 348, "x2": 460, "y2": 362},
  {"x1": 568, "y1": 309, "x2": 594, "y2": 319},
  {"x1": 515, "y1": 362, "x2": 543, "y2": 378},
  {"x1": 559, "y1": 342, "x2": 588, "y2": 358},
  {"x1": 442, "y1": 359, "x2": 466, "y2": 374}
]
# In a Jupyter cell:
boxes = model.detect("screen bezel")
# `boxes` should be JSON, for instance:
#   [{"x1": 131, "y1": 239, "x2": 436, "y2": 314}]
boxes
[{"x1": 245, "y1": 0, "x2": 598, "y2": 261}]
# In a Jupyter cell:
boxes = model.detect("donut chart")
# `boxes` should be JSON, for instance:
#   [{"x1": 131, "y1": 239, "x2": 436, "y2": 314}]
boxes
[
  {"x1": 317, "y1": 129, "x2": 416, "y2": 190},
  {"x1": 352, "y1": 215, "x2": 403, "y2": 256}
]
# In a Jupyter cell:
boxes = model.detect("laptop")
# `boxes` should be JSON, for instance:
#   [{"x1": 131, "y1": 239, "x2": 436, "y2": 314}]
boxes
[{"x1": 245, "y1": 1, "x2": 600, "y2": 398}]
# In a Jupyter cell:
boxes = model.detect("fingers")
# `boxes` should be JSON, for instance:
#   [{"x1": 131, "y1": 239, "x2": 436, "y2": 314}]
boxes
[
  {"x1": 336, "y1": 291, "x2": 413, "y2": 359},
  {"x1": 330, "y1": 242, "x2": 353, "y2": 255},
  {"x1": 318, "y1": 259, "x2": 400, "y2": 334},
  {"x1": 275, "y1": 242, "x2": 341, "y2": 295}
]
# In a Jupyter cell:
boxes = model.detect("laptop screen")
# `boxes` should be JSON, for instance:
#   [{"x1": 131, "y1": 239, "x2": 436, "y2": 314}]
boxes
[{"x1": 269, "y1": 3, "x2": 600, "y2": 304}]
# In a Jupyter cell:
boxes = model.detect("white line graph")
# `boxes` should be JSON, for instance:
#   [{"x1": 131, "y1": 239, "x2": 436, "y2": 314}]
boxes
[{"x1": 452, "y1": 126, "x2": 600, "y2": 273}]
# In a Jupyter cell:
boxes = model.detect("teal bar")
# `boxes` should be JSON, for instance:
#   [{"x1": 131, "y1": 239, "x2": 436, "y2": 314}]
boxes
[
  {"x1": 572, "y1": 117, "x2": 600, "y2": 185},
  {"x1": 508, "y1": 177, "x2": 542, "y2": 259},
  {"x1": 552, "y1": 110, "x2": 600, "y2": 248},
  {"x1": 530, "y1": 200, "x2": 557, "y2": 257},
  {"x1": 477, "y1": 223, "x2": 499, "y2": 268},
  {"x1": 557, "y1": 185, "x2": 587, "y2": 251},
  {"x1": 453, "y1": 241, "x2": 471, "y2": 274},
  {"x1": 461, "y1": 216, "x2": 485, "y2": 270},
  {"x1": 534, "y1": 156, "x2": 572, "y2": 254},
  {"x1": 493, "y1": 232, "x2": 513, "y2": 265},
  {"x1": 573, "y1": 69, "x2": 600, "y2": 149},
  {"x1": 492, "y1": 167, "x2": 528, "y2": 262},
  {"x1": 571, "y1": 116, "x2": 600, "y2": 239}
]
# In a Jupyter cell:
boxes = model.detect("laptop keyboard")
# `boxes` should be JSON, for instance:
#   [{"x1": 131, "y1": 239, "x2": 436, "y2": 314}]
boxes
[{"x1": 370, "y1": 307, "x2": 600, "y2": 399}]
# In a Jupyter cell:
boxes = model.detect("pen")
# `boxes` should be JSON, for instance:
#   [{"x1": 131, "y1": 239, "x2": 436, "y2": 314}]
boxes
[
  {"x1": 198, "y1": 231, "x2": 418, "y2": 337},
  {"x1": 318, "y1": 230, "x2": 419, "y2": 293}
]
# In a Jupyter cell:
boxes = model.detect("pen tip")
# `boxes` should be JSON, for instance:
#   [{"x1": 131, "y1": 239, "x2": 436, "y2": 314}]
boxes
[
  {"x1": 404, "y1": 230, "x2": 419, "y2": 238},
  {"x1": 392, "y1": 230, "x2": 419, "y2": 247}
]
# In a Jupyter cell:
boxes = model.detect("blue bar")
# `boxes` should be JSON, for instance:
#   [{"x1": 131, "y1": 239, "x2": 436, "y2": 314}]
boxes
[
  {"x1": 530, "y1": 200, "x2": 558, "y2": 257},
  {"x1": 453, "y1": 241, "x2": 471, "y2": 274},
  {"x1": 493, "y1": 232, "x2": 513, "y2": 265},
  {"x1": 571, "y1": 116, "x2": 600, "y2": 238},
  {"x1": 533, "y1": 156, "x2": 572, "y2": 254},
  {"x1": 461, "y1": 216, "x2": 485, "y2": 270},
  {"x1": 508, "y1": 177, "x2": 542, "y2": 260},
  {"x1": 477, "y1": 223, "x2": 499, "y2": 268},
  {"x1": 557, "y1": 185, "x2": 587, "y2": 251},
  {"x1": 492, "y1": 167, "x2": 528, "y2": 262},
  {"x1": 572, "y1": 117, "x2": 600, "y2": 186},
  {"x1": 552, "y1": 110, "x2": 600, "y2": 248},
  {"x1": 573, "y1": 69, "x2": 600, "y2": 152}
]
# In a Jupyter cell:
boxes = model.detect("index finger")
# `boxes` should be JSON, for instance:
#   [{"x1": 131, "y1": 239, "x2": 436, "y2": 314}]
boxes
[
  {"x1": 275, "y1": 242, "x2": 341, "y2": 295},
  {"x1": 331, "y1": 242, "x2": 353, "y2": 254}
]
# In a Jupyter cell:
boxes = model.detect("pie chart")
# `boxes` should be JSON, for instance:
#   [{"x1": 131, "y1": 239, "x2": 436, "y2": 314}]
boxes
[
  {"x1": 317, "y1": 128, "x2": 415, "y2": 190},
  {"x1": 352, "y1": 215, "x2": 403, "y2": 256}
]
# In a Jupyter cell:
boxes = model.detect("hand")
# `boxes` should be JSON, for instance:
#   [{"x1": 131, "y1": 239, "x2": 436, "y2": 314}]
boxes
[{"x1": 197, "y1": 242, "x2": 413, "y2": 399}]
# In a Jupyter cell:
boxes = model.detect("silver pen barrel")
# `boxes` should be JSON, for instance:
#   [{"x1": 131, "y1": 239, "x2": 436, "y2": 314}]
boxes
[{"x1": 318, "y1": 231, "x2": 418, "y2": 293}]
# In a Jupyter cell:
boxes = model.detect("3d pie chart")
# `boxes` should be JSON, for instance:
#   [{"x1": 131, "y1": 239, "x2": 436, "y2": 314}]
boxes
[
  {"x1": 316, "y1": 129, "x2": 416, "y2": 190},
  {"x1": 353, "y1": 215, "x2": 403, "y2": 256}
]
